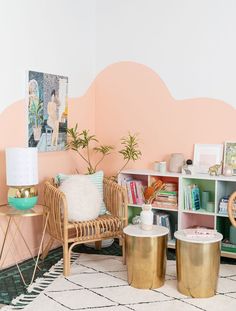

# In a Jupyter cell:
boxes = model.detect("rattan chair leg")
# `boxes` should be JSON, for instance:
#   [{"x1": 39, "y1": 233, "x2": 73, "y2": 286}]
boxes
[
  {"x1": 95, "y1": 241, "x2": 102, "y2": 250},
  {"x1": 122, "y1": 238, "x2": 126, "y2": 265},
  {"x1": 40, "y1": 237, "x2": 54, "y2": 260},
  {"x1": 63, "y1": 243, "x2": 70, "y2": 276}
]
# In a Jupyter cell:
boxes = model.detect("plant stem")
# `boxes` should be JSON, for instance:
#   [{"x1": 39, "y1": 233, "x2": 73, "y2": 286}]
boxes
[
  {"x1": 115, "y1": 159, "x2": 130, "y2": 178},
  {"x1": 76, "y1": 150, "x2": 91, "y2": 166},
  {"x1": 94, "y1": 155, "x2": 105, "y2": 171},
  {"x1": 87, "y1": 147, "x2": 94, "y2": 173}
]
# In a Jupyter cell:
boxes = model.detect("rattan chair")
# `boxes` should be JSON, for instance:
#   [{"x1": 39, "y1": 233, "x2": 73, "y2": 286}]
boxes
[
  {"x1": 228, "y1": 191, "x2": 236, "y2": 227},
  {"x1": 41, "y1": 177, "x2": 128, "y2": 276}
]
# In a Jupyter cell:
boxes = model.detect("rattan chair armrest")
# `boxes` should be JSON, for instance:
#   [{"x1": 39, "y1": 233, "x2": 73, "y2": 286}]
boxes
[
  {"x1": 44, "y1": 180, "x2": 68, "y2": 240},
  {"x1": 103, "y1": 177, "x2": 128, "y2": 226}
]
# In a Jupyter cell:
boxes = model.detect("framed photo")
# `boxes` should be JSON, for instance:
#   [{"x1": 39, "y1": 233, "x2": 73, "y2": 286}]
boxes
[
  {"x1": 193, "y1": 144, "x2": 223, "y2": 174},
  {"x1": 223, "y1": 142, "x2": 236, "y2": 175},
  {"x1": 27, "y1": 70, "x2": 68, "y2": 152}
]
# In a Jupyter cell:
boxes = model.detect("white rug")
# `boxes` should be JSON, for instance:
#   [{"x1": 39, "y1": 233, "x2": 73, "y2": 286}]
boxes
[{"x1": 2, "y1": 254, "x2": 236, "y2": 311}]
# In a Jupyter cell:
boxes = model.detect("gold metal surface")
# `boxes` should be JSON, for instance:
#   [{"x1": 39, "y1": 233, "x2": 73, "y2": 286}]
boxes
[
  {"x1": 0, "y1": 204, "x2": 44, "y2": 217},
  {"x1": 125, "y1": 234, "x2": 167, "y2": 289},
  {"x1": 8, "y1": 186, "x2": 38, "y2": 199},
  {"x1": 176, "y1": 240, "x2": 221, "y2": 298}
]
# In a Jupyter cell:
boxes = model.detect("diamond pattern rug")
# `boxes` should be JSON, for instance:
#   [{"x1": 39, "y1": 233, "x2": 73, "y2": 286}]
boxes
[
  {"x1": 2, "y1": 252, "x2": 236, "y2": 311},
  {"x1": 0, "y1": 239, "x2": 126, "y2": 305}
]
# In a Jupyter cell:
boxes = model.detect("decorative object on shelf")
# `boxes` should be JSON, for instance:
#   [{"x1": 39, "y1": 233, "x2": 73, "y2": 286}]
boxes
[
  {"x1": 140, "y1": 204, "x2": 153, "y2": 230},
  {"x1": 144, "y1": 179, "x2": 164, "y2": 204},
  {"x1": 202, "y1": 191, "x2": 210, "y2": 210},
  {"x1": 28, "y1": 70, "x2": 68, "y2": 152},
  {"x1": 182, "y1": 159, "x2": 195, "y2": 175},
  {"x1": 159, "y1": 161, "x2": 166, "y2": 173},
  {"x1": 132, "y1": 215, "x2": 141, "y2": 225},
  {"x1": 153, "y1": 161, "x2": 160, "y2": 171},
  {"x1": 5, "y1": 147, "x2": 38, "y2": 210},
  {"x1": 208, "y1": 162, "x2": 222, "y2": 176},
  {"x1": 223, "y1": 165, "x2": 233, "y2": 177},
  {"x1": 169, "y1": 153, "x2": 185, "y2": 173},
  {"x1": 223, "y1": 141, "x2": 236, "y2": 175},
  {"x1": 206, "y1": 202, "x2": 214, "y2": 213},
  {"x1": 193, "y1": 144, "x2": 223, "y2": 174}
]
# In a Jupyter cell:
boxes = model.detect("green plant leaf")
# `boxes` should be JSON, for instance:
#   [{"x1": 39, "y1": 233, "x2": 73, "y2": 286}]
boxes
[{"x1": 94, "y1": 145, "x2": 114, "y2": 155}]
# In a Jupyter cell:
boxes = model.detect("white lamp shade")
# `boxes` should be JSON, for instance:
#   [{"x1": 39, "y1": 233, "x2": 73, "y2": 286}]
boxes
[{"x1": 6, "y1": 147, "x2": 38, "y2": 186}]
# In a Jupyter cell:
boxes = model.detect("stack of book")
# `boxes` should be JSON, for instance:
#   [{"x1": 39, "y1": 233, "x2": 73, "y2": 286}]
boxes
[
  {"x1": 221, "y1": 238, "x2": 236, "y2": 253},
  {"x1": 152, "y1": 190, "x2": 178, "y2": 209},
  {"x1": 122, "y1": 179, "x2": 145, "y2": 205},
  {"x1": 152, "y1": 183, "x2": 178, "y2": 209},
  {"x1": 184, "y1": 184, "x2": 201, "y2": 210},
  {"x1": 153, "y1": 211, "x2": 172, "y2": 240},
  {"x1": 218, "y1": 196, "x2": 236, "y2": 215}
]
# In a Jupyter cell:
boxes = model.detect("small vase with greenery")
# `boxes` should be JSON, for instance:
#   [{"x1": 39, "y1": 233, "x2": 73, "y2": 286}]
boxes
[{"x1": 66, "y1": 124, "x2": 142, "y2": 178}]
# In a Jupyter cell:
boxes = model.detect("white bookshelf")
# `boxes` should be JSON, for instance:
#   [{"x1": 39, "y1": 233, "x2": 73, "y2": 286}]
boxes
[{"x1": 119, "y1": 169, "x2": 236, "y2": 258}]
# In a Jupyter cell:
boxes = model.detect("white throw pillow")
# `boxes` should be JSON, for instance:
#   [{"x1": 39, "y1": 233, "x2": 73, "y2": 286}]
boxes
[
  {"x1": 56, "y1": 171, "x2": 107, "y2": 215},
  {"x1": 59, "y1": 175, "x2": 102, "y2": 222}
]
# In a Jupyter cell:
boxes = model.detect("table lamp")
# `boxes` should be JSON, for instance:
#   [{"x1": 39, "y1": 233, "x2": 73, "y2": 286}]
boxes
[{"x1": 6, "y1": 147, "x2": 38, "y2": 210}]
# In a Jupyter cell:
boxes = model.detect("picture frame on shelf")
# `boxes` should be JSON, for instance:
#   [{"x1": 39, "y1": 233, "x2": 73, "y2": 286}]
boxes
[
  {"x1": 193, "y1": 144, "x2": 223, "y2": 174},
  {"x1": 223, "y1": 142, "x2": 236, "y2": 175}
]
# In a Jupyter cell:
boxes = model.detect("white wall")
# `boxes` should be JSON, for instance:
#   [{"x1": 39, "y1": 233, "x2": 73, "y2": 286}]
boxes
[
  {"x1": 1, "y1": 0, "x2": 236, "y2": 111},
  {"x1": 96, "y1": 0, "x2": 236, "y2": 108},
  {"x1": 0, "y1": 0, "x2": 96, "y2": 113}
]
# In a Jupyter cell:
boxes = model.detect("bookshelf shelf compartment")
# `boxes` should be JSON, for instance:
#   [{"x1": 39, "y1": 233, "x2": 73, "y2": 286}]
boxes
[
  {"x1": 182, "y1": 209, "x2": 214, "y2": 216},
  {"x1": 119, "y1": 169, "x2": 236, "y2": 259}
]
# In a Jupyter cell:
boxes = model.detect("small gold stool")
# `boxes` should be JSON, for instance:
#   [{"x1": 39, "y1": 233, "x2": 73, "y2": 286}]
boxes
[
  {"x1": 124, "y1": 224, "x2": 169, "y2": 289},
  {"x1": 175, "y1": 229, "x2": 223, "y2": 298}
]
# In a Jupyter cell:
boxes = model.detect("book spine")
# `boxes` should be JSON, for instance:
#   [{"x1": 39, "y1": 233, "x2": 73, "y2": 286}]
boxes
[
  {"x1": 191, "y1": 185, "x2": 200, "y2": 210},
  {"x1": 135, "y1": 181, "x2": 144, "y2": 205},
  {"x1": 164, "y1": 215, "x2": 172, "y2": 240},
  {"x1": 126, "y1": 181, "x2": 133, "y2": 204},
  {"x1": 130, "y1": 181, "x2": 137, "y2": 204}
]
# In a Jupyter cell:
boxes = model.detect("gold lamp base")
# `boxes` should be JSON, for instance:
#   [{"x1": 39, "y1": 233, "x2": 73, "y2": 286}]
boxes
[{"x1": 8, "y1": 186, "x2": 38, "y2": 210}]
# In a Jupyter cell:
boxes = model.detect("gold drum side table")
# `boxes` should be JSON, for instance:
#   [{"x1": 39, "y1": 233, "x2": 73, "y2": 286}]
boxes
[
  {"x1": 124, "y1": 224, "x2": 169, "y2": 289},
  {"x1": 174, "y1": 229, "x2": 223, "y2": 298}
]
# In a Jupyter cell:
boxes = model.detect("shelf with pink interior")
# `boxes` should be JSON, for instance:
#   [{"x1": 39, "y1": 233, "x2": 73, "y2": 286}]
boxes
[
  {"x1": 180, "y1": 176, "x2": 236, "y2": 258},
  {"x1": 118, "y1": 170, "x2": 149, "y2": 223},
  {"x1": 118, "y1": 169, "x2": 180, "y2": 248}
]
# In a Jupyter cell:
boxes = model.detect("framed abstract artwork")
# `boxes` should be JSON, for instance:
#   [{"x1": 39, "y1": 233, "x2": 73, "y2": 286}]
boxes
[
  {"x1": 27, "y1": 71, "x2": 68, "y2": 152},
  {"x1": 223, "y1": 142, "x2": 236, "y2": 175},
  {"x1": 193, "y1": 144, "x2": 224, "y2": 174}
]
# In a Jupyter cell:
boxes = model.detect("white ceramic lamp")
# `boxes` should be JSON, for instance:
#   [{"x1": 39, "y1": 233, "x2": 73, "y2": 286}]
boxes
[{"x1": 6, "y1": 147, "x2": 38, "y2": 210}]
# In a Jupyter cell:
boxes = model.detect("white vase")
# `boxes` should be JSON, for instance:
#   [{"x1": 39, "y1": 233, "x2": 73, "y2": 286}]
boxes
[
  {"x1": 140, "y1": 204, "x2": 153, "y2": 230},
  {"x1": 169, "y1": 153, "x2": 185, "y2": 173}
]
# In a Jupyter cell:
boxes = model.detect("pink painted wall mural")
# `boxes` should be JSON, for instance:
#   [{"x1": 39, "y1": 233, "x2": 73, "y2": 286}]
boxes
[
  {"x1": 94, "y1": 62, "x2": 236, "y2": 176},
  {"x1": 1, "y1": 61, "x2": 236, "y2": 268}
]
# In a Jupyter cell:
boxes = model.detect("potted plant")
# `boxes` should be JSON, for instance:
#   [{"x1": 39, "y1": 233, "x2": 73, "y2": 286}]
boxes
[
  {"x1": 29, "y1": 99, "x2": 44, "y2": 141},
  {"x1": 66, "y1": 124, "x2": 142, "y2": 177}
]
